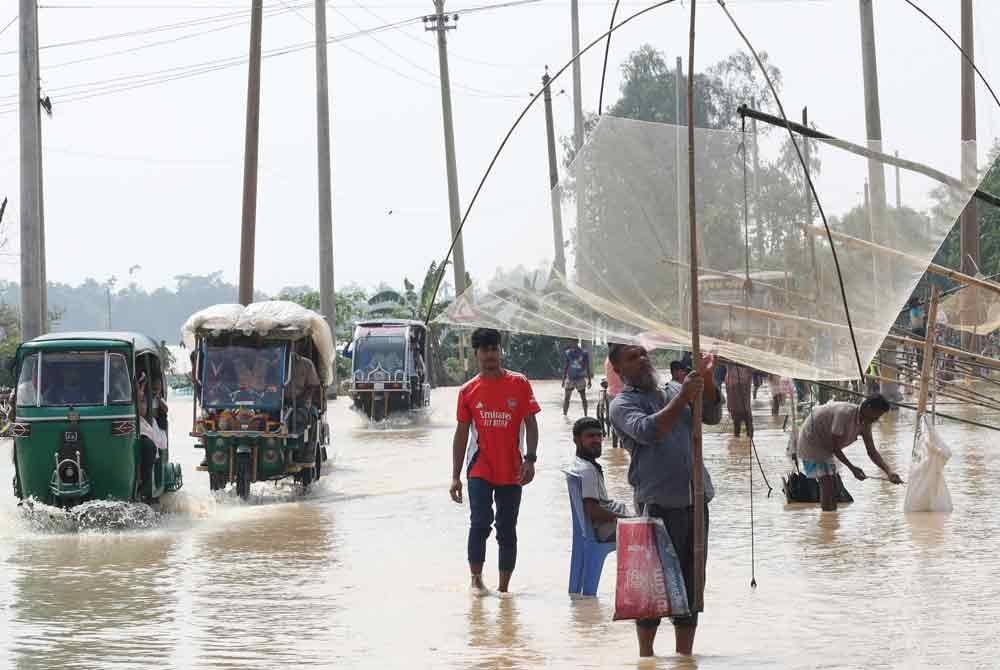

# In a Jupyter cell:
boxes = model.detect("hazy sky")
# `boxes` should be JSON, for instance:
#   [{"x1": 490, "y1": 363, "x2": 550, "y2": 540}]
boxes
[{"x1": 0, "y1": 0, "x2": 997, "y2": 297}]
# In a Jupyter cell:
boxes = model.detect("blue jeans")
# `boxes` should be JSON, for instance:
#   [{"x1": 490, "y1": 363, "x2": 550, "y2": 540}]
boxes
[{"x1": 467, "y1": 477, "x2": 522, "y2": 572}]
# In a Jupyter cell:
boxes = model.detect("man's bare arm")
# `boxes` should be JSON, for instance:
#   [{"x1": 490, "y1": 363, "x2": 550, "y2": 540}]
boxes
[{"x1": 584, "y1": 499, "x2": 624, "y2": 524}]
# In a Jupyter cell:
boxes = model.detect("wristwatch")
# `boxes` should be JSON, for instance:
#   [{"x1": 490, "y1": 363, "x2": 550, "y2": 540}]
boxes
[{"x1": 524, "y1": 453, "x2": 537, "y2": 463}]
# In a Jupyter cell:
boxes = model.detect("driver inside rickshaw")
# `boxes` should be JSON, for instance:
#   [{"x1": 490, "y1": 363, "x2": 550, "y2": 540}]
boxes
[{"x1": 231, "y1": 349, "x2": 281, "y2": 405}]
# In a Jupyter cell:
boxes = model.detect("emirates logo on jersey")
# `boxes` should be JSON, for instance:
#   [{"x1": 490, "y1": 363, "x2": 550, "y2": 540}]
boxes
[
  {"x1": 479, "y1": 409, "x2": 513, "y2": 428},
  {"x1": 507, "y1": 398, "x2": 518, "y2": 409}
]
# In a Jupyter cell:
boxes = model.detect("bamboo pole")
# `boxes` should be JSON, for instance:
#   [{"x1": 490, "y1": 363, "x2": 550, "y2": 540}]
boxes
[
  {"x1": 685, "y1": 0, "x2": 705, "y2": 614},
  {"x1": 803, "y1": 224, "x2": 1000, "y2": 296},
  {"x1": 915, "y1": 286, "x2": 940, "y2": 420},
  {"x1": 885, "y1": 333, "x2": 1000, "y2": 371}
]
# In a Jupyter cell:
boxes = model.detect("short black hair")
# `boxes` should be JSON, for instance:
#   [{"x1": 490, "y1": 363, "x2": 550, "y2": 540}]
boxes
[
  {"x1": 608, "y1": 342, "x2": 628, "y2": 366},
  {"x1": 573, "y1": 416, "x2": 602, "y2": 439},
  {"x1": 470, "y1": 328, "x2": 501, "y2": 350},
  {"x1": 669, "y1": 360, "x2": 690, "y2": 373},
  {"x1": 861, "y1": 394, "x2": 891, "y2": 414}
]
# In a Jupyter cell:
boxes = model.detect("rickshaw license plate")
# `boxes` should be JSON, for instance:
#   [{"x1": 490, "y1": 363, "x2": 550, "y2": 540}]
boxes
[
  {"x1": 374, "y1": 382, "x2": 385, "y2": 391},
  {"x1": 63, "y1": 431, "x2": 80, "y2": 443}
]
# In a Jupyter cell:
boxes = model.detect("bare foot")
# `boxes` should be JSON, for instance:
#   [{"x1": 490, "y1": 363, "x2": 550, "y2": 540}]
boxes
[{"x1": 470, "y1": 575, "x2": 490, "y2": 597}]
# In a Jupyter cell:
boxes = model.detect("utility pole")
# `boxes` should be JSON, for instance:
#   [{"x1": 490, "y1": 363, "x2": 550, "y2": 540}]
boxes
[
  {"x1": 314, "y1": 0, "x2": 338, "y2": 393},
  {"x1": 238, "y1": 0, "x2": 263, "y2": 307},
  {"x1": 35, "y1": 14, "x2": 47, "y2": 334},
  {"x1": 425, "y1": 0, "x2": 468, "y2": 375},
  {"x1": 675, "y1": 56, "x2": 685, "y2": 327},
  {"x1": 859, "y1": 0, "x2": 899, "y2": 401},
  {"x1": 19, "y1": 0, "x2": 43, "y2": 341},
  {"x1": 894, "y1": 151, "x2": 903, "y2": 210},
  {"x1": 542, "y1": 68, "x2": 566, "y2": 276},
  {"x1": 959, "y1": 0, "x2": 978, "y2": 352},
  {"x1": 570, "y1": 0, "x2": 584, "y2": 153},
  {"x1": 750, "y1": 96, "x2": 762, "y2": 266}
]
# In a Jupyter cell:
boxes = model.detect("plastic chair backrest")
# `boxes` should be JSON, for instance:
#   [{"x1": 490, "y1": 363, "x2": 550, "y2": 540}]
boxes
[{"x1": 564, "y1": 471, "x2": 598, "y2": 542}]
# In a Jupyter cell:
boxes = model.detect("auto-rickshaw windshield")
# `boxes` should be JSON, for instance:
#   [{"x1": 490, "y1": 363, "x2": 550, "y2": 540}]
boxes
[
  {"x1": 201, "y1": 344, "x2": 285, "y2": 408},
  {"x1": 16, "y1": 351, "x2": 133, "y2": 407},
  {"x1": 354, "y1": 336, "x2": 406, "y2": 380}
]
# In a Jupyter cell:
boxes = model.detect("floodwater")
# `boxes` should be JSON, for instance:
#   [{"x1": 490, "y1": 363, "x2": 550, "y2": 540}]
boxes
[{"x1": 1, "y1": 379, "x2": 999, "y2": 669}]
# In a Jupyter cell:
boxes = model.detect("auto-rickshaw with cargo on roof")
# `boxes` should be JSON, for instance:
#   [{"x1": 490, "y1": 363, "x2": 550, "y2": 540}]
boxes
[
  {"x1": 183, "y1": 302, "x2": 333, "y2": 500},
  {"x1": 9, "y1": 331, "x2": 183, "y2": 507}
]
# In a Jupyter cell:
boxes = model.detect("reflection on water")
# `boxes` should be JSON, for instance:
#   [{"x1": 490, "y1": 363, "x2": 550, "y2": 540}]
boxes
[{"x1": 0, "y1": 381, "x2": 999, "y2": 668}]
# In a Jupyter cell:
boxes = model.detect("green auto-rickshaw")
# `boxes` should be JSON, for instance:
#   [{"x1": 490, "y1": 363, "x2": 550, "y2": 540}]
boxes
[{"x1": 10, "y1": 332, "x2": 183, "y2": 507}]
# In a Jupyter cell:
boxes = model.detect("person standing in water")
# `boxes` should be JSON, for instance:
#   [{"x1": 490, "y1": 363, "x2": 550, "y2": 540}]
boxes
[
  {"x1": 608, "y1": 343, "x2": 721, "y2": 657},
  {"x1": 796, "y1": 394, "x2": 902, "y2": 511},
  {"x1": 562, "y1": 340, "x2": 592, "y2": 417},
  {"x1": 450, "y1": 328, "x2": 541, "y2": 595},
  {"x1": 724, "y1": 364, "x2": 754, "y2": 438}
]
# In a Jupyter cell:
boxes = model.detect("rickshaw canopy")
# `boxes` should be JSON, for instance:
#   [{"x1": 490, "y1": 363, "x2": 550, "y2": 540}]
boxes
[{"x1": 182, "y1": 301, "x2": 335, "y2": 385}]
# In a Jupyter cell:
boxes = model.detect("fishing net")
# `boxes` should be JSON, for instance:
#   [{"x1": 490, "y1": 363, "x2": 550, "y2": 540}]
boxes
[
  {"x1": 441, "y1": 117, "x2": 988, "y2": 379},
  {"x1": 904, "y1": 416, "x2": 954, "y2": 513},
  {"x1": 433, "y1": 2, "x2": 1000, "y2": 381},
  {"x1": 938, "y1": 277, "x2": 1000, "y2": 335}
]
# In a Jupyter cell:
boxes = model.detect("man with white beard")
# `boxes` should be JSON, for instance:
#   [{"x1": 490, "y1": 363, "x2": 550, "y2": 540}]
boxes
[{"x1": 608, "y1": 343, "x2": 721, "y2": 658}]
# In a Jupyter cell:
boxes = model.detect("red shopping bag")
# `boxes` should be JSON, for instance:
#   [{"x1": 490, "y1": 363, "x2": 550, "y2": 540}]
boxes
[{"x1": 613, "y1": 517, "x2": 673, "y2": 621}]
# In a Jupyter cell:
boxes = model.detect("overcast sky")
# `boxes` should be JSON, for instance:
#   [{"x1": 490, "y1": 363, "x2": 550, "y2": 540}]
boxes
[{"x1": 0, "y1": 0, "x2": 997, "y2": 296}]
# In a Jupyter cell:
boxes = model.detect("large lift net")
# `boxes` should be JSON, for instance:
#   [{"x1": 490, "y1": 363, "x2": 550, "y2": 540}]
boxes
[{"x1": 439, "y1": 115, "x2": 991, "y2": 380}]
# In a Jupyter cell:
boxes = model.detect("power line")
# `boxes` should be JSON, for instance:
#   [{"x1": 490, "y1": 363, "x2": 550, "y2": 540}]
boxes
[
  {"x1": 0, "y1": 3, "x2": 311, "y2": 55},
  {"x1": 0, "y1": 15, "x2": 17, "y2": 39},
  {"x1": 0, "y1": 13, "x2": 520, "y2": 111}
]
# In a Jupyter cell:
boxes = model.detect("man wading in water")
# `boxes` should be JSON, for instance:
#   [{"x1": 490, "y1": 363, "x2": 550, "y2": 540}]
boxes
[
  {"x1": 608, "y1": 343, "x2": 721, "y2": 657},
  {"x1": 450, "y1": 328, "x2": 541, "y2": 595},
  {"x1": 797, "y1": 394, "x2": 902, "y2": 511}
]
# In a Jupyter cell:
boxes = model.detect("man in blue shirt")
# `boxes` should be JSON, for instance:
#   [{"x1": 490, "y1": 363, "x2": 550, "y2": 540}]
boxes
[
  {"x1": 608, "y1": 343, "x2": 721, "y2": 658},
  {"x1": 562, "y1": 341, "x2": 592, "y2": 417}
]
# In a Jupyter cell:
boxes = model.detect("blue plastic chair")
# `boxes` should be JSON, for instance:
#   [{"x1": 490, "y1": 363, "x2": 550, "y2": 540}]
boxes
[{"x1": 565, "y1": 471, "x2": 617, "y2": 596}]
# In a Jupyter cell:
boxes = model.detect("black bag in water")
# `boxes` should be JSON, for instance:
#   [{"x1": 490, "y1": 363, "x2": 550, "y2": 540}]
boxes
[{"x1": 782, "y1": 471, "x2": 853, "y2": 504}]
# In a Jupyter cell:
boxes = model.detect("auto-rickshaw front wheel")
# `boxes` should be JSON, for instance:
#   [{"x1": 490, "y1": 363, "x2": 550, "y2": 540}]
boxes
[
  {"x1": 235, "y1": 453, "x2": 251, "y2": 500},
  {"x1": 209, "y1": 472, "x2": 227, "y2": 491}
]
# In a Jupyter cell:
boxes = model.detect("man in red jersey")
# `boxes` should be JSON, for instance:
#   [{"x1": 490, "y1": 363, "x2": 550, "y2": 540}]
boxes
[{"x1": 450, "y1": 328, "x2": 541, "y2": 595}]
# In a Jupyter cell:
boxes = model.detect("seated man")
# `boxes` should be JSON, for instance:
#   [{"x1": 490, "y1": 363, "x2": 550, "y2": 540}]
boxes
[{"x1": 569, "y1": 416, "x2": 630, "y2": 542}]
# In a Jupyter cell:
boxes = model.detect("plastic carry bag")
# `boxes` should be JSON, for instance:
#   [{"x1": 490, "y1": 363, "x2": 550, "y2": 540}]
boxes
[
  {"x1": 904, "y1": 416, "x2": 953, "y2": 513},
  {"x1": 613, "y1": 517, "x2": 689, "y2": 621}
]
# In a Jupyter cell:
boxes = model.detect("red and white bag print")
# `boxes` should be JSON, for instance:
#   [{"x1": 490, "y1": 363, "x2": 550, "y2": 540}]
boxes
[{"x1": 612, "y1": 517, "x2": 673, "y2": 621}]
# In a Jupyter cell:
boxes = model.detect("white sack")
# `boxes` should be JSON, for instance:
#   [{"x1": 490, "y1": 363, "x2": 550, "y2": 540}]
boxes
[{"x1": 903, "y1": 415, "x2": 953, "y2": 513}]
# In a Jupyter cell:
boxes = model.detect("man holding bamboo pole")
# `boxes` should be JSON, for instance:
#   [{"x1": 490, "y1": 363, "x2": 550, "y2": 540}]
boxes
[{"x1": 608, "y1": 343, "x2": 720, "y2": 656}]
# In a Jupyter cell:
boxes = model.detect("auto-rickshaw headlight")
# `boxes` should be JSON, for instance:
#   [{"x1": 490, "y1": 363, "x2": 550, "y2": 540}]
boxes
[{"x1": 215, "y1": 438, "x2": 225, "y2": 449}]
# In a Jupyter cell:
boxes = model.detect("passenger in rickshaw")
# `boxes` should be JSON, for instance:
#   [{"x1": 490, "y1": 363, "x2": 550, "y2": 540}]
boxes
[
  {"x1": 151, "y1": 377, "x2": 168, "y2": 430},
  {"x1": 44, "y1": 365, "x2": 100, "y2": 406},
  {"x1": 287, "y1": 348, "x2": 323, "y2": 465}
]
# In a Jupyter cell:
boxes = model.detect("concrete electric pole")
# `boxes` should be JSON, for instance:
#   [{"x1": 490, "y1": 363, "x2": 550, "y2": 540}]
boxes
[
  {"x1": 959, "y1": 0, "x2": 979, "y2": 352},
  {"x1": 570, "y1": 0, "x2": 584, "y2": 153},
  {"x1": 314, "y1": 0, "x2": 338, "y2": 393},
  {"x1": 238, "y1": 0, "x2": 264, "y2": 307},
  {"x1": 425, "y1": 0, "x2": 469, "y2": 375},
  {"x1": 858, "y1": 0, "x2": 900, "y2": 401},
  {"x1": 542, "y1": 68, "x2": 566, "y2": 276},
  {"x1": 19, "y1": 0, "x2": 43, "y2": 341}
]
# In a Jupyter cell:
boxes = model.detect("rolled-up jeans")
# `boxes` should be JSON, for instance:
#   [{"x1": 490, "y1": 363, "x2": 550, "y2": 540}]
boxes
[
  {"x1": 636, "y1": 503, "x2": 709, "y2": 629},
  {"x1": 467, "y1": 477, "x2": 522, "y2": 572}
]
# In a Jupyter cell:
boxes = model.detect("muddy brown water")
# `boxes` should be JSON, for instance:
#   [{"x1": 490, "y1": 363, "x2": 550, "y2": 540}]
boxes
[{"x1": 1, "y1": 380, "x2": 998, "y2": 669}]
